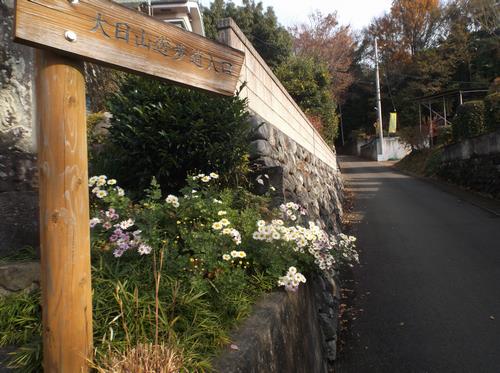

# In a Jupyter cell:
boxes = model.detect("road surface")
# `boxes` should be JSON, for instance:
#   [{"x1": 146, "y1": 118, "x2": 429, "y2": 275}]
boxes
[{"x1": 335, "y1": 156, "x2": 500, "y2": 373}]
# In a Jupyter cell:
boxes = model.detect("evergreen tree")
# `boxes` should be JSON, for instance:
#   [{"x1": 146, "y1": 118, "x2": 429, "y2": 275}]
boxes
[{"x1": 203, "y1": 0, "x2": 293, "y2": 69}]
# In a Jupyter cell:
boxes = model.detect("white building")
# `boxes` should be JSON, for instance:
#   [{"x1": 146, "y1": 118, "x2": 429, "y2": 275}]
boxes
[{"x1": 115, "y1": 0, "x2": 205, "y2": 36}]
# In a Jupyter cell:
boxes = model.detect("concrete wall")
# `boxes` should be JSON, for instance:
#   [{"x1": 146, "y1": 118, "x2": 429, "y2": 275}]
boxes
[
  {"x1": 360, "y1": 137, "x2": 410, "y2": 161},
  {"x1": 437, "y1": 129, "x2": 500, "y2": 199},
  {"x1": 441, "y1": 129, "x2": 500, "y2": 162},
  {"x1": 213, "y1": 273, "x2": 340, "y2": 373},
  {"x1": 0, "y1": 0, "x2": 39, "y2": 256}
]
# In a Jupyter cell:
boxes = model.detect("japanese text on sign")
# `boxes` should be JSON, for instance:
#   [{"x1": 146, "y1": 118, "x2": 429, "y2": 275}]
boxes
[{"x1": 90, "y1": 13, "x2": 233, "y2": 75}]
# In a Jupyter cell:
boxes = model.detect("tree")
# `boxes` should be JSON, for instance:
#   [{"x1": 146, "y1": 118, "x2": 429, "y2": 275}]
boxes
[
  {"x1": 291, "y1": 11, "x2": 356, "y2": 103},
  {"x1": 462, "y1": 0, "x2": 500, "y2": 35},
  {"x1": 343, "y1": 0, "x2": 498, "y2": 143},
  {"x1": 275, "y1": 56, "x2": 339, "y2": 145},
  {"x1": 203, "y1": 0, "x2": 293, "y2": 69},
  {"x1": 392, "y1": 0, "x2": 444, "y2": 55},
  {"x1": 364, "y1": 0, "x2": 444, "y2": 66}
]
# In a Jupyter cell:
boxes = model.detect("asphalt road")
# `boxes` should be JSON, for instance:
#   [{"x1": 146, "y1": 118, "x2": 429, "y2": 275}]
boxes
[{"x1": 335, "y1": 156, "x2": 500, "y2": 373}]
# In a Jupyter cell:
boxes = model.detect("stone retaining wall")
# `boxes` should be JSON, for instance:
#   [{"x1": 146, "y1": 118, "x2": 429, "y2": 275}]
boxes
[
  {"x1": 249, "y1": 115, "x2": 343, "y2": 233},
  {"x1": 213, "y1": 273, "x2": 340, "y2": 373}
]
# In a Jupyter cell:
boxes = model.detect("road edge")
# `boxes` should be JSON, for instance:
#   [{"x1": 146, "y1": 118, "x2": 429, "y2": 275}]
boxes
[{"x1": 392, "y1": 166, "x2": 500, "y2": 218}]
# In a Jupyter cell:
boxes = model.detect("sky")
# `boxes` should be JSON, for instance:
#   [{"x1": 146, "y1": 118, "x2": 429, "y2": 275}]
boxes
[{"x1": 198, "y1": 0, "x2": 393, "y2": 31}]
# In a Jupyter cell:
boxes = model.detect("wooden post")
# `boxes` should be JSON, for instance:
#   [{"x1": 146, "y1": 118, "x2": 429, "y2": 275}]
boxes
[{"x1": 36, "y1": 50, "x2": 92, "y2": 372}]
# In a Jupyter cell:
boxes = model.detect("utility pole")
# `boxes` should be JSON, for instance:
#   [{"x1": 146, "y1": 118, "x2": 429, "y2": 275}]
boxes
[{"x1": 374, "y1": 38, "x2": 384, "y2": 157}]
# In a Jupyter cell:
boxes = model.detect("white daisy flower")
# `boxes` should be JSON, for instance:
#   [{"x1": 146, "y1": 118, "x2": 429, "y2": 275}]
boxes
[
  {"x1": 138, "y1": 244, "x2": 152, "y2": 255},
  {"x1": 119, "y1": 218, "x2": 134, "y2": 230},
  {"x1": 89, "y1": 176, "x2": 98, "y2": 186},
  {"x1": 96, "y1": 190, "x2": 108, "y2": 199},
  {"x1": 96, "y1": 178, "x2": 107, "y2": 187}
]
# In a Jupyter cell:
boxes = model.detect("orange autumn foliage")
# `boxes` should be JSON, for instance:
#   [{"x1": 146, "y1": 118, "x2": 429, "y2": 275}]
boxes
[{"x1": 291, "y1": 11, "x2": 356, "y2": 103}]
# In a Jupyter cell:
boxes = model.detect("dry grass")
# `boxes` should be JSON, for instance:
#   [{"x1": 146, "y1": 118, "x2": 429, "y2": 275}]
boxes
[{"x1": 94, "y1": 343, "x2": 183, "y2": 373}]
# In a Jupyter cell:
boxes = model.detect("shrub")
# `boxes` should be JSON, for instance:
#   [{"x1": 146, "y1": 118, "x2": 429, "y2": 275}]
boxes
[
  {"x1": 484, "y1": 92, "x2": 500, "y2": 131},
  {"x1": 452, "y1": 100, "x2": 485, "y2": 141},
  {"x1": 97, "y1": 75, "x2": 251, "y2": 196},
  {"x1": 395, "y1": 147, "x2": 443, "y2": 177},
  {"x1": 398, "y1": 126, "x2": 428, "y2": 151},
  {"x1": 1, "y1": 174, "x2": 358, "y2": 372}
]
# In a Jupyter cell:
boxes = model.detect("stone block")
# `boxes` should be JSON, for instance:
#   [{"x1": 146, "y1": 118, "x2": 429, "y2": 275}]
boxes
[
  {"x1": 249, "y1": 116, "x2": 273, "y2": 142},
  {"x1": 254, "y1": 156, "x2": 279, "y2": 168},
  {"x1": 0, "y1": 261, "x2": 40, "y2": 296},
  {"x1": 319, "y1": 312, "x2": 336, "y2": 340},
  {"x1": 0, "y1": 191, "x2": 38, "y2": 256},
  {"x1": 249, "y1": 139, "x2": 273, "y2": 159}
]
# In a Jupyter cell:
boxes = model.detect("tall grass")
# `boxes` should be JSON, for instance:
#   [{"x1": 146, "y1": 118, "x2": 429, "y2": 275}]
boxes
[{"x1": 0, "y1": 249, "x2": 266, "y2": 372}]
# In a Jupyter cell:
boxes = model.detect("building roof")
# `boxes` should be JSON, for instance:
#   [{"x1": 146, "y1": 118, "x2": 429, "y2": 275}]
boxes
[{"x1": 414, "y1": 89, "x2": 488, "y2": 103}]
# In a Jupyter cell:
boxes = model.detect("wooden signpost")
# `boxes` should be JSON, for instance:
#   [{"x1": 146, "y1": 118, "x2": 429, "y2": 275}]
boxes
[{"x1": 13, "y1": 1, "x2": 244, "y2": 371}]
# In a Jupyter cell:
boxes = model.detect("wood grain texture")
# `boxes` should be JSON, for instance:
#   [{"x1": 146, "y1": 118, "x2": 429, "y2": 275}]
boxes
[
  {"x1": 15, "y1": 0, "x2": 245, "y2": 95},
  {"x1": 36, "y1": 50, "x2": 92, "y2": 372}
]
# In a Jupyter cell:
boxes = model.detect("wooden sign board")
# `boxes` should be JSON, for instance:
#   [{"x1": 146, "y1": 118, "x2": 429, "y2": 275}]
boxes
[{"x1": 14, "y1": 0, "x2": 245, "y2": 95}]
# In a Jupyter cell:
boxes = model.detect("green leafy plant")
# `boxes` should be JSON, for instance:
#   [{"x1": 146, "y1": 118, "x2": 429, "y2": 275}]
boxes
[
  {"x1": 203, "y1": 0, "x2": 293, "y2": 69},
  {"x1": 484, "y1": 92, "x2": 500, "y2": 132},
  {"x1": 452, "y1": 100, "x2": 486, "y2": 141},
  {"x1": 94, "y1": 75, "x2": 251, "y2": 196}
]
